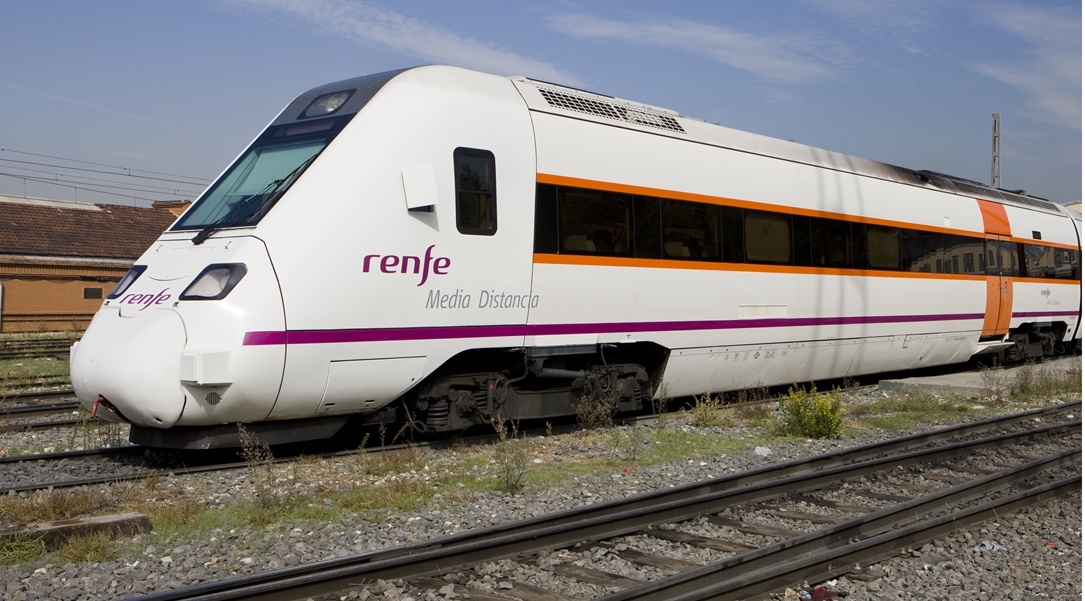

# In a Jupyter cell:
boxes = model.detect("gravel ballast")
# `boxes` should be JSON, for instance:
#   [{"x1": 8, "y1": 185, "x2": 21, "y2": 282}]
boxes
[{"x1": 1, "y1": 397, "x2": 1080, "y2": 601}]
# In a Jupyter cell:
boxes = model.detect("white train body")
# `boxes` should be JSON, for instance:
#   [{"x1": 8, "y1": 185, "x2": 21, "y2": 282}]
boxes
[{"x1": 70, "y1": 66, "x2": 1082, "y2": 448}]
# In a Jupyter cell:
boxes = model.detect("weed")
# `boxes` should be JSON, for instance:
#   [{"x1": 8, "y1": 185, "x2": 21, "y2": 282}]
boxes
[
  {"x1": 0, "y1": 538, "x2": 44, "y2": 565},
  {"x1": 611, "y1": 426, "x2": 651, "y2": 462},
  {"x1": 57, "y1": 532, "x2": 117, "y2": 564},
  {"x1": 490, "y1": 416, "x2": 530, "y2": 493},
  {"x1": 1010, "y1": 359, "x2": 1082, "y2": 400},
  {"x1": 237, "y1": 423, "x2": 278, "y2": 521},
  {"x1": 775, "y1": 385, "x2": 845, "y2": 439},
  {"x1": 650, "y1": 383, "x2": 670, "y2": 416},
  {"x1": 576, "y1": 391, "x2": 616, "y2": 430},
  {"x1": 0, "y1": 490, "x2": 99, "y2": 523},
  {"x1": 979, "y1": 361, "x2": 1009, "y2": 401},
  {"x1": 689, "y1": 392, "x2": 733, "y2": 428}
]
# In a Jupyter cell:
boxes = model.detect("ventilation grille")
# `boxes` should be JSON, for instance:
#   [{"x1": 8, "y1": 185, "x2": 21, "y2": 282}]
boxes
[
  {"x1": 538, "y1": 88, "x2": 685, "y2": 134},
  {"x1": 204, "y1": 391, "x2": 221, "y2": 406},
  {"x1": 948, "y1": 179, "x2": 1058, "y2": 211}
]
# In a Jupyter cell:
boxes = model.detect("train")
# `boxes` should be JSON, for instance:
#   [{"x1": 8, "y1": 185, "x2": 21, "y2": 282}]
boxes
[{"x1": 69, "y1": 66, "x2": 1082, "y2": 449}]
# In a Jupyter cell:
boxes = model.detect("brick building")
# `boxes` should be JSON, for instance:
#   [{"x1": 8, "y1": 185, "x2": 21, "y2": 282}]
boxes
[{"x1": 0, "y1": 195, "x2": 184, "y2": 332}]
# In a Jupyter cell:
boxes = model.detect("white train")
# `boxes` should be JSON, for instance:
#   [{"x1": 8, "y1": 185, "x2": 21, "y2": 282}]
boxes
[{"x1": 70, "y1": 66, "x2": 1082, "y2": 448}]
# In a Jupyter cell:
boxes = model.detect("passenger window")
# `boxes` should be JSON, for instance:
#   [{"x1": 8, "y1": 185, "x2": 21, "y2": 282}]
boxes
[
  {"x1": 902, "y1": 230, "x2": 941, "y2": 273},
  {"x1": 865, "y1": 225, "x2": 901, "y2": 270},
  {"x1": 792, "y1": 216, "x2": 812, "y2": 267},
  {"x1": 558, "y1": 188, "x2": 632, "y2": 256},
  {"x1": 744, "y1": 210, "x2": 790, "y2": 264},
  {"x1": 633, "y1": 196, "x2": 662, "y2": 259},
  {"x1": 454, "y1": 148, "x2": 496, "y2": 235},
  {"x1": 661, "y1": 199, "x2": 719, "y2": 261},
  {"x1": 811, "y1": 218, "x2": 851, "y2": 268},
  {"x1": 533, "y1": 184, "x2": 559, "y2": 253},
  {"x1": 1023, "y1": 243, "x2": 1056, "y2": 279}
]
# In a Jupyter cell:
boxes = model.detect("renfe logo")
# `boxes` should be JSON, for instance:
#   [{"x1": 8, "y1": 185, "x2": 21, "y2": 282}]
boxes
[
  {"x1": 363, "y1": 245, "x2": 449, "y2": 287},
  {"x1": 119, "y1": 289, "x2": 172, "y2": 311},
  {"x1": 1041, "y1": 288, "x2": 1052, "y2": 297}
]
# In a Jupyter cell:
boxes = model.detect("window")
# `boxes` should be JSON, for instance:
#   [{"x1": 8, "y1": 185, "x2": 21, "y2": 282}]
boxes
[
  {"x1": 633, "y1": 196, "x2": 662, "y2": 259},
  {"x1": 902, "y1": 230, "x2": 941, "y2": 273},
  {"x1": 558, "y1": 188, "x2": 632, "y2": 256},
  {"x1": 744, "y1": 210, "x2": 790, "y2": 264},
  {"x1": 454, "y1": 148, "x2": 497, "y2": 235},
  {"x1": 534, "y1": 184, "x2": 559, "y2": 253},
  {"x1": 661, "y1": 199, "x2": 719, "y2": 261},
  {"x1": 865, "y1": 225, "x2": 901, "y2": 270},
  {"x1": 811, "y1": 218, "x2": 851, "y2": 268},
  {"x1": 83, "y1": 287, "x2": 103, "y2": 300}
]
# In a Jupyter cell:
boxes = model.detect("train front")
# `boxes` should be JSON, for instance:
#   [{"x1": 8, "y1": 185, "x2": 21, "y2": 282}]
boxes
[{"x1": 70, "y1": 71, "x2": 405, "y2": 448}]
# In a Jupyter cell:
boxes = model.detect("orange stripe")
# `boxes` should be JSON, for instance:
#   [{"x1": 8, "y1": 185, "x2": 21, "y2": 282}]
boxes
[
  {"x1": 977, "y1": 199, "x2": 1011, "y2": 235},
  {"x1": 533, "y1": 253, "x2": 987, "y2": 281},
  {"x1": 537, "y1": 173, "x2": 1082, "y2": 253},
  {"x1": 1011, "y1": 277, "x2": 1081, "y2": 285},
  {"x1": 538, "y1": 173, "x2": 976, "y2": 238}
]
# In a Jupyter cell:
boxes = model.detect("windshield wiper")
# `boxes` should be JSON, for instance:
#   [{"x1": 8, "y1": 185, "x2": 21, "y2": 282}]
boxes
[{"x1": 191, "y1": 154, "x2": 319, "y2": 246}]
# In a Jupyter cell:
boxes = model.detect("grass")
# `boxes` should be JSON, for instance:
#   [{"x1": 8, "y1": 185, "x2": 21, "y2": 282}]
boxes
[
  {"x1": 1009, "y1": 359, "x2": 1082, "y2": 401},
  {"x1": 0, "y1": 356, "x2": 70, "y2": 395},
  {"x1": 775, "y1": 385, "x2": 845, "y2": 439},
  {"x1": 846, "y1": 393, "x2": 974, "y2": 431},
  {"x1": 0, "y1": 538, "x2": 45, "y2": 566}
]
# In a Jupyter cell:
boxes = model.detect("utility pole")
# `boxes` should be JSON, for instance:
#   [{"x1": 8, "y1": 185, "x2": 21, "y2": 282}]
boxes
[{"x1": 991, "y1": 113, "x2": 1001, "y2": 189}]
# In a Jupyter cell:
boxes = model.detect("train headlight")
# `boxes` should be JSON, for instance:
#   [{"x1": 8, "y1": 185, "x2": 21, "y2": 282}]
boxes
[
  {"x1": 301, "y1": 90, "x2": 354, "y2": 119},
  {"x1": 180, "y1": 263, "x2": 248, "y2": 301},
  {"x1": 107, "y1": 265, "x2": 147, "y2": 299}
]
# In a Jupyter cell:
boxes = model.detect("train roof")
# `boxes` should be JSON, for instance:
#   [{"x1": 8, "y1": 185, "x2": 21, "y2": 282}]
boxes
[{"x1": 509, "y1": 76, "x2": 1063, "y2": 215}]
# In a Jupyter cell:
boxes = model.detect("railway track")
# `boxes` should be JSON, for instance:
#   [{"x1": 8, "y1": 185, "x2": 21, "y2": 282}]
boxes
[
  {"x1": 125, "y1": 404, "x2": 1080, "y2": 601},
  {"x1": 2, "y1": 398, "x2": 1078, "y2": 496}
]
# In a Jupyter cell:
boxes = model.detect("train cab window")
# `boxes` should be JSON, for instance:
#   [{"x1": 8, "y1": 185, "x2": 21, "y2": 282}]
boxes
[
  {"x1": 811, "y1": 218, "x2": 851, "y2": 268},
  {"x1": 454, "y1": 148, "x2": 497, "y2": 235},
  {"x1": 557, "y1": 188, "x2": 632, "y2": 256},
  {"x1": 661, "y1": 199, "x2": 719, "y2": 261},
  {"x1": 744, "y1": 210, "x2": 790, "y2": 264}
]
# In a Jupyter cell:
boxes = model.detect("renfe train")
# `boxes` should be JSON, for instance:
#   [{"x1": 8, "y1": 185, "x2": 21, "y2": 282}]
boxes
[{"x1": 70, "y1": 66, "x2": 1082, "y2": 449}]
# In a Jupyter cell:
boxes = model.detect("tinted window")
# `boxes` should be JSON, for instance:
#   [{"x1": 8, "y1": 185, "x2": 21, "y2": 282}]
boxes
[
  {"x1": 744, "y1": 210, "x2": 790, "y2": 264},
  {"x1": 633, "y1": 196, "x2": 662, "y2": 259},
  {"x1": 866, "y1": 225, "x2": 901, "y2": 270},
  {"x1": 661, "y1": 199, "x2": 719, "y2": 261},
  {"x1": 83, "y1": 287, "x2": 103, "y2": 300},
  {"x1": 454, "y1": 148, "x2": 497, "y2": 235},
  {"x1": 792, "y1": 215, "x2": 812, "y2": 267},
  {"x1": 902, "y1": 230, "x2": 941, "y2": 273},
  {"x1": 534, "y1": 184, "x2": 558, "y2": 253},
  {"x1": 811, "y1": 218, "x2": 851, "y2": 268},
  {"x1": 558, "y1": 188, "x2": 632, "y2": 256}
]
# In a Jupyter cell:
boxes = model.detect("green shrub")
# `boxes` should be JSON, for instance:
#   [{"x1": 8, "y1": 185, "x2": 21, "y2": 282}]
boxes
[
  {"x1": 776, "y1": 385, "x2": 845, "y2": 439},
  {"x1": 689, "y1": 392, "x2": 732, "y2": 428}
]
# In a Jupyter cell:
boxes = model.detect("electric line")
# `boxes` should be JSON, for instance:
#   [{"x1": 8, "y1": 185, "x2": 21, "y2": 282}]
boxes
[
  {"x1": 2, "y1": 165, "x2": 203, "y2": 195},
  {"x1": 0, "y1": 172, "x2": 160, "y2": 203},
  {"x1": 0, "y1": 148, "x2": 209, "y2": 183},
  {"x1": 0, "y1": 157, "x2": 209, "y2": 186}
]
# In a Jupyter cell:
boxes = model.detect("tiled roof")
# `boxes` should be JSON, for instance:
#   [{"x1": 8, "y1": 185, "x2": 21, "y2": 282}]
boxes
[{"x1": 0, "y1": 198, "x2": 177, "y2": 260}]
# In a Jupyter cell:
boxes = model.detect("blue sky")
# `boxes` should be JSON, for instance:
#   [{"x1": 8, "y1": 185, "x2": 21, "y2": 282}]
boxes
[{"x1": 1, "y1": 1, "x2": 1080, "y2": 205}]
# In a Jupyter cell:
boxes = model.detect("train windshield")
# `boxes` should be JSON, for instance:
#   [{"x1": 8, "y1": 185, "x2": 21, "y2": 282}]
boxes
[{"x1": 173, "y1": 120, "x2": 344, "y2": 232}]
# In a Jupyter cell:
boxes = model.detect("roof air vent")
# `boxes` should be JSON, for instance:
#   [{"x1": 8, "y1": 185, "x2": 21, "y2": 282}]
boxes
[{"x1": 537, "y1": 88, "x2": 686, "y2": 134}]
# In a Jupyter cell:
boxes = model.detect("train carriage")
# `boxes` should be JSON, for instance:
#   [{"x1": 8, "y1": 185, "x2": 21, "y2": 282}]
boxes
[{"x1": 69, "y1": 66, "x2": 1082, "y2": 448}]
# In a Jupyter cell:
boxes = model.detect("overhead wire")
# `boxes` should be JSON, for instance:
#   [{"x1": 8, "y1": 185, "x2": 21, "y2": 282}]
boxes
[
  {"x1": 0, "y1": 148, "x2": 209, "y2": 183},
  {"x1": 0, "y1": 172, "x2": 162, "y2": 203},
  {"x1": 0, "y1": 165, "x2": 203, "y2": 196}
]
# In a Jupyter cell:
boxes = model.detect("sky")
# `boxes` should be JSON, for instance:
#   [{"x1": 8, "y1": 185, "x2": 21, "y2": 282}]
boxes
[{"x1": 1, "y1": 1, "x2": 1080, "y2": 206}]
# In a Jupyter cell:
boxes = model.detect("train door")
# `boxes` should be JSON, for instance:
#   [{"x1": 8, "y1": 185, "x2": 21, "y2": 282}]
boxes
[{"x1": 982, "y1": 235, "x2": 1015, "y2": 337}]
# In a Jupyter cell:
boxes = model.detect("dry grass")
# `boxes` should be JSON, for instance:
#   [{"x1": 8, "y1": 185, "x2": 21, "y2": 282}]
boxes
[
  {"x1": 0, "y1": 490, "x2": 100, "y2": 523},
  {"x1": 688, "y1": 392, "x2": 734, "y2": 428}
]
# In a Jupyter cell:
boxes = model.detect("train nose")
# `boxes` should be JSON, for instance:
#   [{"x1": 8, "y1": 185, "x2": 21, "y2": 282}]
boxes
[{"x1": 71, "y1": 309, "x2": 187, "y2": 428}]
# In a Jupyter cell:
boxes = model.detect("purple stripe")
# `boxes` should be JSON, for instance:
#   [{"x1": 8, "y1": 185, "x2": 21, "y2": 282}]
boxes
[
  {"x1": 1012, "y1": 310, "x2": 1080, "y2": 318},
  {"x1": 242, "y1": 312, "x2": 983, "y2": 346}
]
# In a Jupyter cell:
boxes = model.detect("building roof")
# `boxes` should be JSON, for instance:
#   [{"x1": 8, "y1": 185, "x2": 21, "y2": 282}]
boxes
[{"x1": 0, "y1": 195, "x2": 178, "y2": 260}]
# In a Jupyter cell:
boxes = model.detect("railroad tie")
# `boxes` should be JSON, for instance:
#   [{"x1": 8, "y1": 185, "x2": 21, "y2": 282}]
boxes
[
  {"x1": 414, "y1": 578, "x2": 573, "y2": 601},
  {"x1": 765, "y1": 509, "x2": 840, "y2": 525},
  {"x1": 604, "y1": 546, "x2": 701, "y2": 571},
  {"x1": 644, "y1": 528, "x2": 756, "y2": 553},
  {"x1": 704, "y1": 515, "x2": 802, "y2": 538},
  {"x1": 550, "y1": 563, "x2": 644, "y2": 589},
  {"x1": 790, "y1": 495, "x2": 869, "y2": 513},
  {"x1": 855, "y1": 491, "x2": 913, "y2": 503}
]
